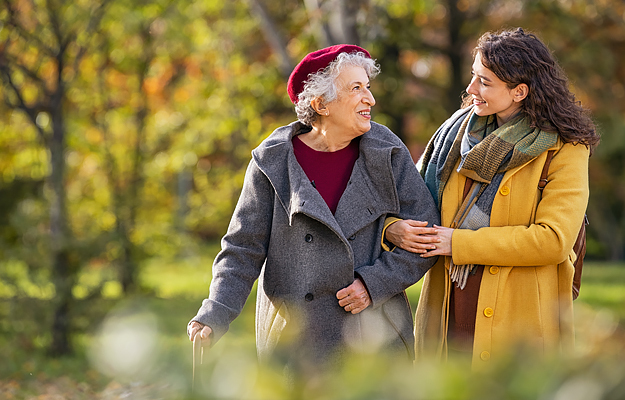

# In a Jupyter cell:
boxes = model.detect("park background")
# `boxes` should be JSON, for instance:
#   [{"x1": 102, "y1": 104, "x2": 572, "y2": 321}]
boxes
[{"x1": 1, "y1": 0, "x2": 624, "y2": 398}]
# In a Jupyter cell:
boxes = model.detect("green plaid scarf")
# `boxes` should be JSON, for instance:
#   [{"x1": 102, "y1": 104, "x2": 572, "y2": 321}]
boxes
[{"x1": 419, "y1": 107, "x2": 557, "y2": 288}]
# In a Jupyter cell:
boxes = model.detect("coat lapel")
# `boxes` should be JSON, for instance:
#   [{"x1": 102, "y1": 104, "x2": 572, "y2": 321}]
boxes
[
  {"x1": 287, "y1": 163, "x2": 344, "y2": 236},
  {"x1": 334, "y1": 160, "x2": 388, "y2": 239},
  {"x1": 253, "y1": 122, "x2": 346, "y2": 237},
  {"x1": 335, "y1": 132, "x2": 401, "y2": 239},
  {"x1": 253, "y1": 121, "x2": 402, "y2": 241}
]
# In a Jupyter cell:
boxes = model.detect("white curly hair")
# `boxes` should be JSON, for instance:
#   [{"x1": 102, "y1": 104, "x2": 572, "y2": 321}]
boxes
[{"x1": 294, "y1": 51, "x2": 380, "y2": 126}]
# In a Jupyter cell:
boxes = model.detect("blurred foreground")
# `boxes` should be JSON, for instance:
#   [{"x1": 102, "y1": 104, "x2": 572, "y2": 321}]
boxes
[{"x1": 1, "y1": 257, "x2": 624, "y2": 400}]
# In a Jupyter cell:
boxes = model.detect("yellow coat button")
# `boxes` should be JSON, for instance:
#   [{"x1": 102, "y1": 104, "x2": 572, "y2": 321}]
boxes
[
  {"x1": 480, "y1": 351, "x2": 491, "y2": 361},
  {"x1": 490, "y1": 266, "x2": 500, "y2": 274},
  {"x1": 499, "y1": 186, "x2": 510, "y2": 195},
  {"x1": 484, "y1": 307, "x2": 494, "y2": 318}
]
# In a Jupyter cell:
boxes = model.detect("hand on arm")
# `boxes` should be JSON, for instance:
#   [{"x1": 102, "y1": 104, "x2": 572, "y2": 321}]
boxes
[
  {"x1": 188, "y1": 321, "x2": 213, "y2": 347},
  {"x1": 420, "y1": 225, "x2": 453, "y2": 257},
  {"x1": 386, "y1": 220, "x2": 440, "y2": 253},
  {"x1": 336, "y1": 278, "x2": 371, "y2": 314}
]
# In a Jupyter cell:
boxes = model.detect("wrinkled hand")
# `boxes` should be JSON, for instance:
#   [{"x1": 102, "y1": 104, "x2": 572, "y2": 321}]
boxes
[
  {"x1": 337, "y1": 278, "x2": 371, "y2": 314},
  {"x1": 421, "y1": 225, "x2": 453, "y2": 257},
  {"x1": 187, "y1": 321, "x2": 213, "y2": 347},
  {"x1": 386, "y1": 219, "x2": 440, "y2": 253}
]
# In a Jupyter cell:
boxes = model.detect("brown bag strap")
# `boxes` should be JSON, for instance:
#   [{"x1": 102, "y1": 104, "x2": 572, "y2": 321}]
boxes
[
  {"x1": 571, "y1": 216, "x2": 588, "y2": 300},
  {"x1": 538, "y1": 150, "x2": 556, "y2": 191}
]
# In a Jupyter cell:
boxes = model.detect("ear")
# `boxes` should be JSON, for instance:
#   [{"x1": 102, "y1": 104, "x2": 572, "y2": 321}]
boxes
[
  {"x1": 513, "y1": 83, "x2": 529, "y2": 102},
  {"x1": 310, "y1": 97, "x2": 328, "y2": 115}
]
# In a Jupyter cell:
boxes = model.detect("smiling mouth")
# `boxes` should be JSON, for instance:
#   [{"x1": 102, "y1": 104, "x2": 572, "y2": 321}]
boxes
[
  {"x1": 473, "y1": 98, "x2": 486, "y2": 105},
  {"x1": 358, "y1": 110, "x2": 371, "y2": 117}
]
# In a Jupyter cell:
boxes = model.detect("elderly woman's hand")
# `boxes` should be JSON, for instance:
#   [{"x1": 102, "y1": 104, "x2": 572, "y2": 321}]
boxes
[
  {"x1": 337, "y1": 278, "x2": 371, "y2": 314},
  {"x1": 188, "y1": 321, "x2": 213, "y2": 346},
  {"x1": 386, "y1": 219, "x2": 440, "y2": 253}
]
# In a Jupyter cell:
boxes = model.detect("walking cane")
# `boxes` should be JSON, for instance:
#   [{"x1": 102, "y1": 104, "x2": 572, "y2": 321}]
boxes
[{"x1": 192, "y1": 332, "x2": 203, "y2": 393}]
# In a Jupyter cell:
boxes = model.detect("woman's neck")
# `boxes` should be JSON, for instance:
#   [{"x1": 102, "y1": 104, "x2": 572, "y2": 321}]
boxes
[{"x1": 299, "y1": 125, "x2": 352, "y2": 152}]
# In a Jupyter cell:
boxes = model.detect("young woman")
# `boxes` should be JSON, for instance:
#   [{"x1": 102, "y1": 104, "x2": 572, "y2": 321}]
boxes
[{"x1": 385, "y1": 28, "x2": 599, "y2": 367}]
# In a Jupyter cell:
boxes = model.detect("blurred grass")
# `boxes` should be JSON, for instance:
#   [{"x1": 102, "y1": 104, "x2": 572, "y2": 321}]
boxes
[
  {"x1": 575, "y1": 262, "x2": 625, "y2": 322},
  {"x1": 1, "y1": 252, "x2": 624, "y2": 399}
]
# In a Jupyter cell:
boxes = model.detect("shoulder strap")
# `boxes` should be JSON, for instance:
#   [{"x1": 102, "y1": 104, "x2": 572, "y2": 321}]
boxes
[{"x1": 538, "y1": 150, "x2": 556, "y2": 191}]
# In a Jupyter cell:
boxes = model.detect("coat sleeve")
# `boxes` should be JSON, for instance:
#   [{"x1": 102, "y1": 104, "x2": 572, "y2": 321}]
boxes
[
  {"x1": 356, "y1": 145, "x2": 441, "y2": 307},
  {"x1": 190, "y1": 159, "x2": 274, "y2": 343},
  {"x1": 452, "y1": 143, "x2": 589, "y2": 266}
]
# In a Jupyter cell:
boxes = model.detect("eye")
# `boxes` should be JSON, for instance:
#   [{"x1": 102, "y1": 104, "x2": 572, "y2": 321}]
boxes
[{"x1": 471, "y1": 71, "x2": 488, "y2": 86}]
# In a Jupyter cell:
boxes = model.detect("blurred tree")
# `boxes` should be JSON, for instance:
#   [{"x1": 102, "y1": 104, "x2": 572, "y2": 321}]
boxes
[
  {"x1": 0, "y1": 0, "x2": 623, "y2": 364},
  {"x1": 177, "y1": 1, "x2": 294, "y2": 240},
  {"x1": 0, "y1": 0, "x2": 111, "y2": 355},
  {"x1": 247, "y1": 0, "x2": 625, "y2": 259},
  {"x1": 508, "y1": 0, "x2": 625, "y2": 259},
  {"x1": 85, "y1": 0, "x2": 196, "y2": 294}
]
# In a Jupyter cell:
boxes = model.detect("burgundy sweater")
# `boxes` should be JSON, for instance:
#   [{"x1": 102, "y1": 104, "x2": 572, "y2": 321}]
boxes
[{"x1": 292, "y1": 135, "x2": 360, "y2": 214}]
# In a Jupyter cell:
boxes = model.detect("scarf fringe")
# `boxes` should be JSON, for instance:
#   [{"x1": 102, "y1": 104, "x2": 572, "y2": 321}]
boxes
[{"x1": 450, "y1": 262, "x2": 475, "y2": 290}]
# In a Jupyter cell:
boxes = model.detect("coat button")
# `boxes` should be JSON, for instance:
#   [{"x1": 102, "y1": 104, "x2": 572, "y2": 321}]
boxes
[
  {"x1": 484, "y1": 307, "x2": 494, "y2": 318},
  {"x1": 305, "y1": 293, "x2": 314, "y2": 301},
  {"x1": 489, "y1": 266, "x2": 500, "y2": 275},
  {"x1": 305, "y1": 234, "x2": 313, "y2": 243},
  {"x1": 348, "y1": 235, "x2": 355, "y2": 241},
  {"x1": 480, "y1": 351, "x2": 491, "y2": 361},
  {"x1": 499, "y1": 186, "x2": 510, "y2": 196}
]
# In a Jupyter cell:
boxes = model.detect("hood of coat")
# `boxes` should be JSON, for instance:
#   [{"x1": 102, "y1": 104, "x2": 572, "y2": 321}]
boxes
[{"x1": 252, "y1": 121, "x2": 404, "y2": 238}]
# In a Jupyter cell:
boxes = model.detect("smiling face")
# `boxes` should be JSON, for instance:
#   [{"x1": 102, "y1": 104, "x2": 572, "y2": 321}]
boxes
[
  {"x1": 323, "y1": 65, "x2": 375, "y2": 138},
  {"x1": 466, "y1": 52, "x2": 526, "y2": 126}
]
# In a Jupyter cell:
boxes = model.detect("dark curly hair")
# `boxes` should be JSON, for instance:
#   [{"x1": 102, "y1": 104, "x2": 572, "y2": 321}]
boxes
[{"x1": 462, "y1": 28, "x2": 599, "y2": 151}]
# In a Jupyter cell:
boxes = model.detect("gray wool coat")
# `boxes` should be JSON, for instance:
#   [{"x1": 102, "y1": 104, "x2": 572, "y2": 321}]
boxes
[{"x1": 191, "y1": 121, "x2": 440, "y2": 366}]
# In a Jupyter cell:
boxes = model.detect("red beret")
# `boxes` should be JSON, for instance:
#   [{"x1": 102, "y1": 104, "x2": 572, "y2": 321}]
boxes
[{"x1": 287, "y1": 44, "x2": 371, "y2": 104}]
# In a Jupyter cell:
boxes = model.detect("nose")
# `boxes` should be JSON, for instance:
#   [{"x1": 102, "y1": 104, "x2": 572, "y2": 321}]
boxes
[
  {"x1": 466, "y1": 77, "x2": 478, "y2": 96},
  {"x1": 363, "y1": 87, "x2": 375, "y2": 106}
]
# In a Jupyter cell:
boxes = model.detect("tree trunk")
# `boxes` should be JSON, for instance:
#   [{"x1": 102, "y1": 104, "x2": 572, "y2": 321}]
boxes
[
  {"x1": 49, "y1": 250, "x2": 74, "y2": 356},
  {"x1": 304, "y1": 0, "x2": 336, "y2": 47},
  {"x1": 248, "y1": 0, "x2": 293, "y2": 78},
  {"x1": 332, "y1": 0, "x2": 361, "y2": 45},
  {"x1": 48, "y1": 79, "x2": 75, "y2": 355},
  {"x1": 445, "y1": 0, "x2": 468, "y2": 113},
  {"x1": 119, "y1": 231, "x2": 136, "y2": 294}
]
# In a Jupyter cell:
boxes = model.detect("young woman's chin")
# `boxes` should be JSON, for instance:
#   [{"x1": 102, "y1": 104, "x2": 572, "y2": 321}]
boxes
[{"x1": 473, "y1": 106, "x2": 489, "y2": 116}]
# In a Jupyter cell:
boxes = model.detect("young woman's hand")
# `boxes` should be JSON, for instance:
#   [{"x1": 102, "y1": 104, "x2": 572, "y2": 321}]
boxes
[{"x1": 420, "y1": 225, "x2": 453, "y2": 257}]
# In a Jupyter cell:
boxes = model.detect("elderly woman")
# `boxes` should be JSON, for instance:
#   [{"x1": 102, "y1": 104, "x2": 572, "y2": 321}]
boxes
[
  {"x1": 187, "y1": 45, "x2": 439, "y2": 371},
  {"x1": 384, "y1": 28, "x2": 599, "y2": 367}
]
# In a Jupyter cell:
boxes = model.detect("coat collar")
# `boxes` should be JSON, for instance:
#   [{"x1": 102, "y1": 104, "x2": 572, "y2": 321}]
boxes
[{"x1": 252, "y1": 121, "x2": 402, "y2": 238}]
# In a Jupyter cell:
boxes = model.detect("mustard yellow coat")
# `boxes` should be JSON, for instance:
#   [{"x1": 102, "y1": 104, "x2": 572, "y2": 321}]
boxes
[{"x1": 414, "y1": 139, "x2": 589, "y2": 368}]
